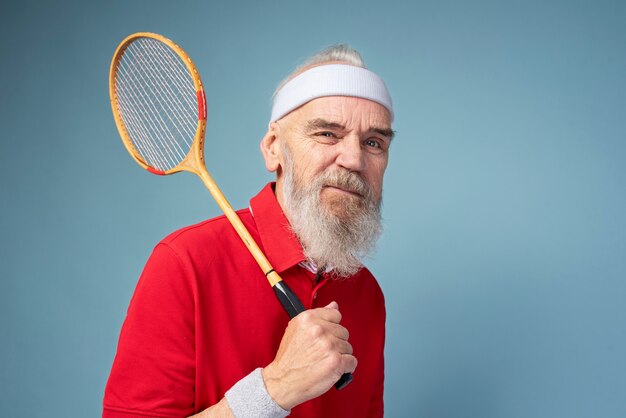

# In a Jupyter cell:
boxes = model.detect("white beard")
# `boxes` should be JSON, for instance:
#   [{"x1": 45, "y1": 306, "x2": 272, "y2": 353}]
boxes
[{"x1": 280, "y1": 145, "x2": 383, "y2": 278}]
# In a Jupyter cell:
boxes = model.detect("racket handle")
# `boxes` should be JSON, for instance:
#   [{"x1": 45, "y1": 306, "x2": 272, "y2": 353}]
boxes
[
  {"x1": 273, "y1": 280, "x2": 305, "y2": 318},
  {"x1": 272, "y1": 280, "x2": 354, "y2": 390},
  {"x1": 334, "y1": 372, "x2": 353, "y2": 390}
]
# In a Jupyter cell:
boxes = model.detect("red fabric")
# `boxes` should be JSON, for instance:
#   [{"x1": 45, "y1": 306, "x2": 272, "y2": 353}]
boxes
[{"x1": 103, "y1": 183, "x2": 385, "y2": 417}]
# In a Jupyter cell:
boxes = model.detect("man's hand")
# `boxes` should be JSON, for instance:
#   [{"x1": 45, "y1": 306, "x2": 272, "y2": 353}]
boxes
[{"x1": 261, "y1": 301, "x2": 357, "y2": 410}]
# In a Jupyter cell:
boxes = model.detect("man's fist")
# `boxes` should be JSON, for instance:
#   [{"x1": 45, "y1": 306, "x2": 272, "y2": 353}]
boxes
[{"x1": 262, "y1": 302, "x2": 357, "y2": 410}]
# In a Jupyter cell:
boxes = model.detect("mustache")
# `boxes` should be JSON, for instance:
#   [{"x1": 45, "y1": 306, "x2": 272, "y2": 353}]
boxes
[{"x1": 318, "y1": 170, "x2": 372, "y2": 198}]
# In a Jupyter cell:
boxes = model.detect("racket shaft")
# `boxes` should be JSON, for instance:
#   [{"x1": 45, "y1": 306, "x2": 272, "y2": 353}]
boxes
[{"x1": 195, "y1": 168, "x2": 278, "y2": 284}]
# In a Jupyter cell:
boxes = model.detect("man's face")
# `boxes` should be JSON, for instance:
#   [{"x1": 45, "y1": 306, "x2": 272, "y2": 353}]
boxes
[{"x1": 273, "y1": 96, "x2": 393, "y2": 219}]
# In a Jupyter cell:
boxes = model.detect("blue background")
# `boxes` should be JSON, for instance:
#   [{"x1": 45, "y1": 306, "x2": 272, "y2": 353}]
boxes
[{"x1": 1, "y1": 0, "x2": 625, "y2": 417}]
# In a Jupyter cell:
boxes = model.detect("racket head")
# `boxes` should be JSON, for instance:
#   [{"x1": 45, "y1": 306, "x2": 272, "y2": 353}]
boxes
[{"x1": 109, "y1": 32, "x2": 207, "y2": 176}]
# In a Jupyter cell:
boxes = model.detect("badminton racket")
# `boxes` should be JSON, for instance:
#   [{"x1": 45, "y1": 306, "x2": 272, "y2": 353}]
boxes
[{"x1": 109, "y1": 32, "x2": 352, "y2": 390}]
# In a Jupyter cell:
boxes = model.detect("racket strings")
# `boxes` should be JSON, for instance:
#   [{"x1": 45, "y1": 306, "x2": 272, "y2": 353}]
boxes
[
  {"x1": 143, "y1": 40, "x2": 197, "y2": 120},
  {"x1": 119, "y1": 40, "x2": 193, "y2": 167},
  {"x1": 138, "y1": 41, "x2": 197, "y2": 139},
  {"x1": 115, "y1": 81, "x2": 171, "y2": 169},
  {"x1": 122, "y1": 39, "x2": 196, "y2": 159},
  {"x1": 120, "y1": 46, "x2": 189, "y2": 164},
  {"x1": 117, "y1": 49, "x2": 186, "y2": 167},
  {"x1": 116, "y1": 58, "x2": 187, "y2": 170},
  {"x1": 114, "y1": 37, "x2": 199, "y2": 171},
  {"x1": 118, "y1": 55, "x2": 183, "y2": 163}
]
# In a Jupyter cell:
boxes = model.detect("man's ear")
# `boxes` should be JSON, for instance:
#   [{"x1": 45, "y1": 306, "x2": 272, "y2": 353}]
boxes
[{"x1": 260, "y1": 122, "x2": 283, "y2": 173}]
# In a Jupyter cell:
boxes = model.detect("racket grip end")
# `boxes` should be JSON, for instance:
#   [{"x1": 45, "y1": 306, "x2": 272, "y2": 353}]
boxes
[{"x1": 335, "y1": 372, "x2": 353, "y2": 390}]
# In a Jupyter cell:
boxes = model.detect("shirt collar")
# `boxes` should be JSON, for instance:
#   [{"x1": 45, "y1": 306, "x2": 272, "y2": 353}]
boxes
[{"x1": 249, "y1": 183, "x2": 306, "y2": 273}]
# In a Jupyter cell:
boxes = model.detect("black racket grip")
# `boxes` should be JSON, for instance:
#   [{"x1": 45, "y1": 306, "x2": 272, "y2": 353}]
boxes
[
  {"x1": 273, "y1": 280, "x2": 306, "y2": 318},
  {"x1": 272, "y1": 281, "x2": 354, "y2": 390},
  {"x1": 334, "y1": 372, "x2": 353, "y2": 390}
]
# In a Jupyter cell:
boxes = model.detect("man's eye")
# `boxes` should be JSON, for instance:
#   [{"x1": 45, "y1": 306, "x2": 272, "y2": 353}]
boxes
[
  {"x1": 365, "y1": 139, "x2": 381, "y2": 148},
  {"x1": 319, "y1": 132, "x2": 335, "y2": 138}
]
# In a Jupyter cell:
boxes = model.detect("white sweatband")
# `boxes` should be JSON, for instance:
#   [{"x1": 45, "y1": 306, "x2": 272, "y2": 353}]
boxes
[
  {"x1": 270, "y1": 64, "x2": 393, "y2": 123},
  {"x1": 225, "y1": 368, "x2": 290, "y2": 418}
]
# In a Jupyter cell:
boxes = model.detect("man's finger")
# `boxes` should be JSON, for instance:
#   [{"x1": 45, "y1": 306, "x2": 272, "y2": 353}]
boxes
[
  {"x1": 333, "y1": 337, "x2": 353, "y2": 355},
  {"x1": 325, "y1": 301, "x2": 339, "y2": 310},
  {"x1": 327, "y1": 323, "x2": 350, "y2": 341},
  {"x1": 341, "y1": 354, "x2": 358, "y2": 374},
  {"x1": 296, "y1": 305, "x2": 342, "y2": 325}
]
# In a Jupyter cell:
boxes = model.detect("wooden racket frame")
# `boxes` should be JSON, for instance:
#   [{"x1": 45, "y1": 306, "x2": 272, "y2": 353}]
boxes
[{"x1": 109, "y1": 32, "x2": 282, "y2": 287}]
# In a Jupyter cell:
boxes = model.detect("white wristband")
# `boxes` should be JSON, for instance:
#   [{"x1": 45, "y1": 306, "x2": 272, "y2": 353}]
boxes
[{"x1": 225, "y1": 368, "x2": 290, "y2": 418}]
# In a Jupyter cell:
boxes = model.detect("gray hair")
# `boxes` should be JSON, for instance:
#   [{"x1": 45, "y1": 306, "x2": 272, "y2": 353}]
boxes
[
  {"x1": 273, "y1": 44, "x2": 366, "y2": 98},
  {"x1": 300, "y1": 44, "x2": 365, "y2": 68}
]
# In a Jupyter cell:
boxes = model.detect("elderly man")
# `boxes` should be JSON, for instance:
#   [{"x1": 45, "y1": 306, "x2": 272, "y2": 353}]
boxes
[{"x1": 103, "y1": 44, "x2": 394, "y2": 418}]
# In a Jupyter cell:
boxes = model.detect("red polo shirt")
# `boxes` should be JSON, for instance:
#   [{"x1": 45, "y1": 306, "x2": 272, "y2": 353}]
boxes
[{"x1": 103, "y1": 183, "x2": 385, "y2": 417}]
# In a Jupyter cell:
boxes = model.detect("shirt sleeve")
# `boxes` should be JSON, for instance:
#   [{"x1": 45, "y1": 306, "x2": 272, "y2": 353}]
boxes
[{"x1": 103, "y1": 243, "x2": 197, "y2": 418}]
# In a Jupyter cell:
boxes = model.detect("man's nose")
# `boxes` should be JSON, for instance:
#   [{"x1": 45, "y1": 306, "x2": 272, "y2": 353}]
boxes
[{"x1": 335, "y1": 136, "x2": 365, "y2": 172}]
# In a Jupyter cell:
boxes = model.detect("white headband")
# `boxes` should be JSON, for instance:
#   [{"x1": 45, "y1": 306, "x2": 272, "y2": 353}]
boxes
[{"x1": 270, "y1": 64, "x2": 393, "y2": 123}]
